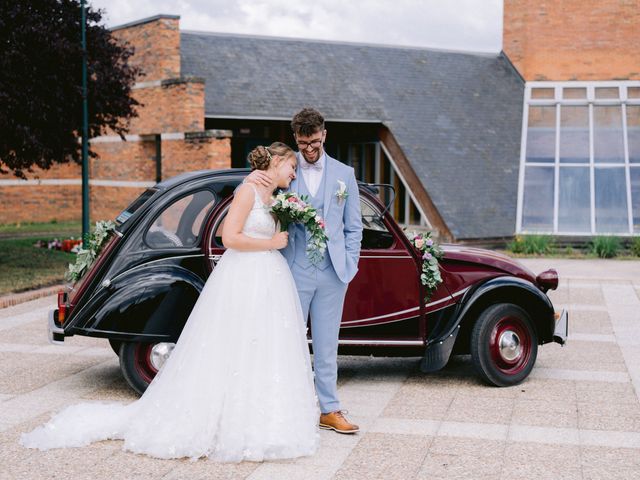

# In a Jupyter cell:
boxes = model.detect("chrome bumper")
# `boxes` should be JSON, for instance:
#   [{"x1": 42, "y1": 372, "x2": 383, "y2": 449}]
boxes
[
  {"x1": 553, "y1": 309, "x2": 568, "y2": 345},
  {"x1": 48, "y1": 309, "x2": 66, "y2": 345}
]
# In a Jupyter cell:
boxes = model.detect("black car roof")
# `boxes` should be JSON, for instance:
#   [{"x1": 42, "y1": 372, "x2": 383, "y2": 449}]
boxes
[
  {"x1": 155, "y1": 168, "x2": 380, "y2": 196},
  {"x1": 155, "y1": 168, "x2": 251, "y2": 191}
]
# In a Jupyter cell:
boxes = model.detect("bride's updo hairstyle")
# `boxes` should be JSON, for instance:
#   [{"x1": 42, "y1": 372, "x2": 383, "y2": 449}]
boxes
[{"x1": 247, "y1": 142, "x2": 294, "y2": 171}]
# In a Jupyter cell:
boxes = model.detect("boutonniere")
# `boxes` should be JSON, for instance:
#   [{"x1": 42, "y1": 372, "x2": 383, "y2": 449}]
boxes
[{"x1": 335, "y1": 180, "x2": 348, "y2": 204}]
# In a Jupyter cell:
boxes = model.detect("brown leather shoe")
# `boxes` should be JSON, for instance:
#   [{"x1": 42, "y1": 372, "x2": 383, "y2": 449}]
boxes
[{"x1": 319, "y1": 411, "x2": 359, "y2": 434}]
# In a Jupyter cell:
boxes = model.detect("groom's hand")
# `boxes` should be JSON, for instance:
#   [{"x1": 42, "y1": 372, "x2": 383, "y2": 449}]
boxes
[{"x1": 245, "y1": 170, "x2": 272, "y2": 187}]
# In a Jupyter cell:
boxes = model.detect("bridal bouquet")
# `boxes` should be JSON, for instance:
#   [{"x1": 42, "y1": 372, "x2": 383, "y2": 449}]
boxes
[
  {"x1": 271, "y1": 192, "x2": 329, "y2": 264},
  {"x1": 408, "y1": 231, "x2": 443, "y2": 302}
]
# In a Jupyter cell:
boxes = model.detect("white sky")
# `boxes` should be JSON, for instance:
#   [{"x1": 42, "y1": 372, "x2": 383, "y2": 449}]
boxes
[{"x1": 90, "y1": 0, "x2": 503, "y2": 53}]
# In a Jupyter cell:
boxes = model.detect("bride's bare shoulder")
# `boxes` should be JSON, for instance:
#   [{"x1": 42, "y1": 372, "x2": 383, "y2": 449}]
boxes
[{"x1": 234, "y1": 183, "x2": 257, "y2": 200}]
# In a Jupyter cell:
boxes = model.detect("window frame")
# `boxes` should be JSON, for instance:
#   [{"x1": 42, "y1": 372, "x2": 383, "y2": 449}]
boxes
[
  {"x1": 144, "y1": 189, "x2": 217, "y2": 250},
  {"x1": 517, "y1": 81, "x2": 640, "y2": 235}
]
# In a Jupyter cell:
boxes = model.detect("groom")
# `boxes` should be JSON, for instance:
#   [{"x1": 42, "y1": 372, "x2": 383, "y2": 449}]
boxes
[{"x1": 250, "y1": 108, "x2": 362, "y2": 434}]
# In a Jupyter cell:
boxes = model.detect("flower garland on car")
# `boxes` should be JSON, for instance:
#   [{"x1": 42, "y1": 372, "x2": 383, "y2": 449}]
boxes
[
  {"x1": 408, "y1": 231, "x2": 444, "y2": 302},
  {"x1": 271, "y1": 192, "x2": 329, "y2": 265},
  {"x1": 66, "y1": 220, "x2": 116, "y2": 283}
]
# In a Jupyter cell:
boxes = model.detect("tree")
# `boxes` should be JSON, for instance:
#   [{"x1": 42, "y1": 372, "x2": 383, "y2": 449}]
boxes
[{"x1": 0, "y1": 0, "x2": 141, "y2": 178}]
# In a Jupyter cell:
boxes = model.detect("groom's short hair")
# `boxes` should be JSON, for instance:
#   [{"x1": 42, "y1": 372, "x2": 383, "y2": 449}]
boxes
[{"x1": 291, "y1": 108, "x2": 325, "y2": 136}]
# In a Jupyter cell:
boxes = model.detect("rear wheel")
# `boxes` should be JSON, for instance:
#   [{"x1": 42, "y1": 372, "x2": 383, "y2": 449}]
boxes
[
  {"x1": 119, "y1": 341, "x2": 175, "y2": 395},
  {"x1": 470, "y1": 303, "x2": 538, "y2": 387}
]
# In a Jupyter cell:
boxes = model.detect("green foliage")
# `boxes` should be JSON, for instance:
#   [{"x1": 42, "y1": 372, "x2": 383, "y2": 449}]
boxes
[
  {"x1": 66, "y1": 221, "x2": 116, "y2": 282},
  {"x1": 590, "y1": 236, "x2": 620, "y2": 258},
  {"x1": 0, "y1": 0, "x2": 141, "y2": 177},
  {"x1": 630, "y1": 237, "x2": 640, "y2": 257},
  {"x1": 508, "y1": 235, "x2": 554, "y2": 255}
]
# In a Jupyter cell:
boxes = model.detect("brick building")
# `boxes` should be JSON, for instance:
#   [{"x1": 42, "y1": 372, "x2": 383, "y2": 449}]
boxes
[
  {"x1": 1, "y1": 1, "x2": 638, "y2": 240},
  {"x1": 0, "y1": 15, "x2": 231, "y2": 225}
]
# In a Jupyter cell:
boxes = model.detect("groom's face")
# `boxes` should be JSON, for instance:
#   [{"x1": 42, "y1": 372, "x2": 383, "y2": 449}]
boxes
[{"x1": 295, "y1": 129, "x2": 326, "y2": 164}]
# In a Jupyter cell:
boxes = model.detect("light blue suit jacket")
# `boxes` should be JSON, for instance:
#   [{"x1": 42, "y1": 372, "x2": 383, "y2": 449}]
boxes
[{"x1": 280, "y1": 153, "x2": 363, "y2": 284}]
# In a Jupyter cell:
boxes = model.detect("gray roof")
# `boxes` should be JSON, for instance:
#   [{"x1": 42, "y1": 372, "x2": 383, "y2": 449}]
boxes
[{"x1": 180, "y1": 32, "x2": 524, "y2": 239}]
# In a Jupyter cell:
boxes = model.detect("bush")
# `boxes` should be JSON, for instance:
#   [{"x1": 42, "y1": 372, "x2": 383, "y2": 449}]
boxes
[
  {"x1": 631, "y1": 237, "x2": 640, "y2": 257},
  {"x1": 508, "y1": 235, "x2": 554, "y2": 255},
  {"x1": 590, "y1": 236, "x2": 620, "y2": 258}
]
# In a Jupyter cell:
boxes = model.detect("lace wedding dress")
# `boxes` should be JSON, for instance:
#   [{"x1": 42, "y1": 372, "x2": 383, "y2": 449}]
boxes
[{"x1": 21, "y1": 186, "x2": 320, "y2": 462}]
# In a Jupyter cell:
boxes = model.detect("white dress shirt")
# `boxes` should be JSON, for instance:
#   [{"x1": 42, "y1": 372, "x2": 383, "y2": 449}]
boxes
[{"x1": 299, "y1": 152, "x2": 325, "y2": 197}]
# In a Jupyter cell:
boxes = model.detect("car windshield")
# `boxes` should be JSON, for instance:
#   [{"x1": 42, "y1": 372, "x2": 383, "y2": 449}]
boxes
[{"x1": 116, "y1": 189, "x2": 157, "y2": 225}]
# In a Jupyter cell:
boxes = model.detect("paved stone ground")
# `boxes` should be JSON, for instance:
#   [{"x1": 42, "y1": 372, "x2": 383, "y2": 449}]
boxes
[{"x1": 1, "y1": 259, "x2": 639, "y2": 479}]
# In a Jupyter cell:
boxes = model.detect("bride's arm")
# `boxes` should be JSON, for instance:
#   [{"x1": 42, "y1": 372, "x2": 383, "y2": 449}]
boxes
[{"x1": 222, "y1": 184, "x2": 288, "y2": 251}]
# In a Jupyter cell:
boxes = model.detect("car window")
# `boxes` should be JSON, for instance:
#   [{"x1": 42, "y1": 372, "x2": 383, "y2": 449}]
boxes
[
  {"x1": 361, "y1": 199, "x2": 394, "y2": 249},
  {"x1": 116, "y1": 188, "x2": 156, "y2": 225},
  {"x1": 211, "y1": 205, "x2": 230, "y2": 248},
  {"x1": 145, "y1": 190, "x2": 216, "y2": 249}
]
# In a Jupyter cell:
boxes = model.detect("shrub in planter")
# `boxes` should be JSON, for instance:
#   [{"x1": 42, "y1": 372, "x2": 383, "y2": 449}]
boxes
[{"x1": 590, "y1": 236, "x2": 620, "y2": 258}]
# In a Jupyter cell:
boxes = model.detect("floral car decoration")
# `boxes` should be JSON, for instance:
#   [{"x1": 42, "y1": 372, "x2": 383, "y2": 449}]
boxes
[
  {"x1": 66, "y1": 220, "x2": 116, "y2": 283},
  {"x1": 408, "y1": 231, "x2": 444, "y2": 302},
  {"x1": 271, "y1": 192, "x2": 328, "y2": 265}
]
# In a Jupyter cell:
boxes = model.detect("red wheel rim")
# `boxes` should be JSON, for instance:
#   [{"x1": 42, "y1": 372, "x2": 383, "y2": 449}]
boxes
[
  {"x1": 133, "y1": 343, "x2": 158, "y2": 384},
  {"x1": 489, "y1": 315, "x2": 532, "y2": 375}
]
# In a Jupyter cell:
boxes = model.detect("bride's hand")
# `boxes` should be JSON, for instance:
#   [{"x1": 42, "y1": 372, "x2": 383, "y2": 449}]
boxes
[
  {"x1": 245, "y1": 170, "x2": 272, "y2": 187},
  {"x1": 270, "y1": 231, "x2": 289, "y2": 249}
]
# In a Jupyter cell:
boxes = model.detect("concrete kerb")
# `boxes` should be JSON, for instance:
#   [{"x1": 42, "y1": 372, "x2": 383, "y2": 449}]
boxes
[{"x1": 0, "y1": 284, "x2": 66, "y2": 310}]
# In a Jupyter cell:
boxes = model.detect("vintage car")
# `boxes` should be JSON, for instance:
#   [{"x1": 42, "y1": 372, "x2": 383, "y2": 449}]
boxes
[{"x1": 49, "y1": 169, "x2": 567, "y2": 394}]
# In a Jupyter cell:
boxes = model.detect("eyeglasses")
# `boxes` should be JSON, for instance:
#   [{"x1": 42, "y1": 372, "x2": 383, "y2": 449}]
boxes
[{"x1": 296, "y1": 139, "x2": 323, "y2": 150}]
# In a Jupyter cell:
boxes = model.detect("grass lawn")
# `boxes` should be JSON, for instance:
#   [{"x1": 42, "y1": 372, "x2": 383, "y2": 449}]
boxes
[
  {"x1": 0, "y1": 220, "x2": 82, "y2": 238},
  {"x1": 0, "y1": 237, "x2": 76, "y2": 295},
  {"x1": 0, "y1": 221, "x2": 82, "y2": 295}
]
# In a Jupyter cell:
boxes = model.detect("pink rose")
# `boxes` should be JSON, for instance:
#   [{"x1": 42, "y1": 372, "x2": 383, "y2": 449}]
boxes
[{"x1": 414, "y1": 237, "x2": 425, "y2": 249}]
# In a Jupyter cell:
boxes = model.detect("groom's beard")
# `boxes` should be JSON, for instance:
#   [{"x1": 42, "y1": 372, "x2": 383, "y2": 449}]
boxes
[{"x1": 301, "y1": 147, "x2": 322, "y2": 163}]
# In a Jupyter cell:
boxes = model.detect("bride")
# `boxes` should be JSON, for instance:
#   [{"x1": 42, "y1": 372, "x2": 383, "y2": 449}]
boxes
[{"x1": 21, "y1": 142, "x2": 320, "y2": 462}]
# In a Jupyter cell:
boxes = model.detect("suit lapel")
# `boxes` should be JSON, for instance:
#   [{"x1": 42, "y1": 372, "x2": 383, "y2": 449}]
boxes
[{"x1": 323, "y1": 155, "x2": 336, "y2": 221}]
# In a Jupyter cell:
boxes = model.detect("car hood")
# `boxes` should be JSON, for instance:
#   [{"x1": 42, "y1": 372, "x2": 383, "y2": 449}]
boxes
[{"x1": 441, "y1": 245, "x2": 537, "y2": 283}]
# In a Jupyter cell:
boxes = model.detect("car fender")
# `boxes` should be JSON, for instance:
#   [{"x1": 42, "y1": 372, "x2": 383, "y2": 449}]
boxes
[
  {"x1": 420, "y1": 276, "x2": 555, "y2": 373},
  {"x1": 71, "y1": 265, "x2": 205, "y2": 342}
]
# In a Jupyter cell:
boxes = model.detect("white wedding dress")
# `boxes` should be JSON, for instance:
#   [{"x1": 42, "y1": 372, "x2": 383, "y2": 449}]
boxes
[{"x1": 21, "y1": 186, "x2": 320, "y2": 462}]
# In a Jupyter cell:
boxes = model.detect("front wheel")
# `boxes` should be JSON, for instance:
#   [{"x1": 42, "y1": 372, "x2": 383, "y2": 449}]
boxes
[
  {"x1": 470, "y1": 303, "x2": 538, "y2": 387},
  {"x1": 119, "y1": 341, "x2": 175, "y2": 395}
]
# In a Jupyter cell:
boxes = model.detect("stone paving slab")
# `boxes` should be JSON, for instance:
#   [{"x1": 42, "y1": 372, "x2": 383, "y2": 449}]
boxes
[{"x1": 1, "y1": 259, "x2": 640, "y2": 479}]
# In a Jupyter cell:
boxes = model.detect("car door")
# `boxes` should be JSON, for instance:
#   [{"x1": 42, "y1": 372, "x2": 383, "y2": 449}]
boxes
[{"x1": 339, "y1": 196, "x2": 425, "y2": 343}]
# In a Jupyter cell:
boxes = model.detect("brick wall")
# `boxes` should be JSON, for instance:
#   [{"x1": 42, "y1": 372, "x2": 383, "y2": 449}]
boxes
[
  {"x1": 0, "y1": 15, "x2": 232, "y2": 226},
  {"x1": 162, "y1": 133, "x2": 232, "y2": 179},
  {"x1": 111, "y1": 16, "x2": 181, "y2": 81},
  {"x1": 129, "y1": 78, "x2": 206, "y2": 134},
  {"x1": 504, "y1": 0, "x2": 640, "y2": 81}
]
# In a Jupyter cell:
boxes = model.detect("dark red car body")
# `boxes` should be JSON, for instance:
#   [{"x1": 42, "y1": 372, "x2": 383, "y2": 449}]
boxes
[{"x1": 49, "y1": 169, "x2": 567, "y2": 394}]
